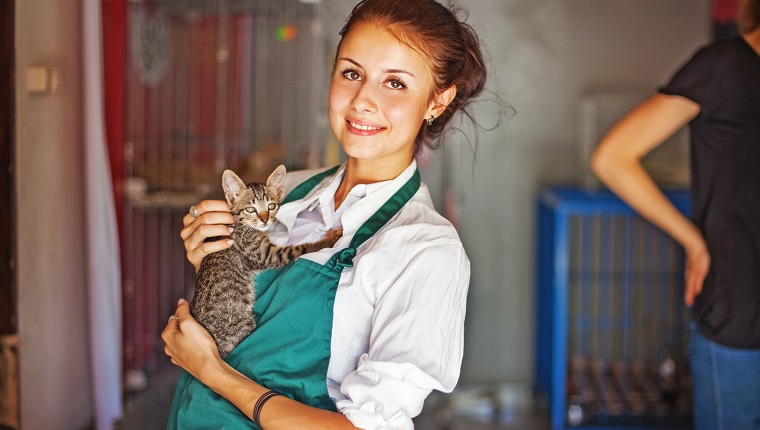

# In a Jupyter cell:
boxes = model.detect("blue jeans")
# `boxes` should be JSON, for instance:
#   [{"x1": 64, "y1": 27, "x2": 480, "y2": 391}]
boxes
[{"x1": 688, "y1": 323, "x2": 760, "y2": 430}]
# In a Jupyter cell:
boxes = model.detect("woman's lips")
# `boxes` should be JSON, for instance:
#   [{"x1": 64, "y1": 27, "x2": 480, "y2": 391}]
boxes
[{"x1": 347, "y1": 119, "x2": 384, "y2": 136}]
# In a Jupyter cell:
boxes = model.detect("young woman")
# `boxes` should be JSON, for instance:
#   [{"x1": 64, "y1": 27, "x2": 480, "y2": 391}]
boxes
[
  {"x1": 590, "y1": 0, "x2": 760, "y2": 428},
  {"x1": 162, "y1": 0, "x2": 488, "y2": 428}
]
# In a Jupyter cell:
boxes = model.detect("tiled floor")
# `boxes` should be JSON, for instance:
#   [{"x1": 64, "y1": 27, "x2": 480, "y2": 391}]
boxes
[
  {"x1": 415, "y1": 384, "x2": 551, "y2": 430},
  {"x1": 118, "y1": 375, "x2": 551, "y2": 430},
  {"x1": 117, "y1": 367, "x2": 183, "y2": 430}
]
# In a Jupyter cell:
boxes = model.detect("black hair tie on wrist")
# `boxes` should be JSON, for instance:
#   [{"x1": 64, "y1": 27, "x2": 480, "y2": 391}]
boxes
[{"x1": 253, "y1": 390, "x2": 283, "y2": 428}]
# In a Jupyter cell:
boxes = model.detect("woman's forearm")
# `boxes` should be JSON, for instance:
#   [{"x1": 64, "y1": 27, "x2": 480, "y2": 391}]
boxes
[
  {"x1": 198, "y1": 358, "x2": 358, "y2": 429},
  {"x1": 589, "y1": 93, "x2": 705, "y2": 254},
  {"x1": 591, "y1": 152, "x2": 705, "y2": 253}
]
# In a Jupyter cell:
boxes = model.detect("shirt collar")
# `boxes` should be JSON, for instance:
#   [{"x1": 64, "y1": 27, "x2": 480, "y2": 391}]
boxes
[
  {"x1": 276, "y1": 160, "x2": 418, "y2": 238},
  {"x1": 338, "y1": 161, "x2": 417, "y2": 237}
]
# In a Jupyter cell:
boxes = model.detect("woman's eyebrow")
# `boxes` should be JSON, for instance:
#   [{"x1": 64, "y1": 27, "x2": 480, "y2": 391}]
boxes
[
  {"x1": 336, "y1": 57, "x2": 361, "y2": 68},
  {"x1": 336, "y1": 58, "x2": 416, "y2": 78},
  {"x1": 384, "y1": 68, "x2": 415, "y2": 78}
]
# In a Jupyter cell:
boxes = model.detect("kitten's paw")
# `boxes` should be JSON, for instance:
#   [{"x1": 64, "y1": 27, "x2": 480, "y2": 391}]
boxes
[{"x1": 325, "y1": 228, "x2": 343, "y2": 246}]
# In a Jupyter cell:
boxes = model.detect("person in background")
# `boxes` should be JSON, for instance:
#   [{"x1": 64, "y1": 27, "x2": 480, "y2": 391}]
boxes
[
  {"x1": 161, "y1": 0, "x2": 490, "y2": 428},
  {"x1": 590, "y1": 0, "x2": 760, "y2": 428}
]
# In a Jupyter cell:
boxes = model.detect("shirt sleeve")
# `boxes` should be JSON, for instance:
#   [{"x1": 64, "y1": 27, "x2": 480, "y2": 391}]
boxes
[
  {"x1": 658, "y1": 44, "x2": 718, "y2": 109},
  {"x1": 335, "y1": 241, "x2": 471, "y2": 429}
]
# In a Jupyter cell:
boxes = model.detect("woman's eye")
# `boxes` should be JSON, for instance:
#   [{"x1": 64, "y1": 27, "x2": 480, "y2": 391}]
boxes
[
  {"x1": 245, "y1": 207, "x2": 257, "y2": 214},
  {"x1": 268, "y1": 203, "x2": 277, "y2": 211},
  {"x1": 386, "y1": 79, "x2": 407, "y2": 90},
  {"x1": 342, "y1": 69, "x2": 361, "y2": 81}
]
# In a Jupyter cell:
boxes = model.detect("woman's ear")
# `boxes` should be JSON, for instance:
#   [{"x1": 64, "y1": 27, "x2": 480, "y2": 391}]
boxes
[{"x1": 427, "y1": 85, "x2": 457, "y2": 119}]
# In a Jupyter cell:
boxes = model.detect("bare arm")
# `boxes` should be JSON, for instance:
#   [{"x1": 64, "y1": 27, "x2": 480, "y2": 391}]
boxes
[
  {"x1": 589, "y1": 93, "x2": 709, "y2": 305},
  {"x1": 162, "y1": 300, "x2": 360, "y2": 429}
]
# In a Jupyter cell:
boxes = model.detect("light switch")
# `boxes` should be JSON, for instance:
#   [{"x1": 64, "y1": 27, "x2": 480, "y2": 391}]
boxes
[{"x1": 27, "y1": 66, "x2": 60, "y2": 94}]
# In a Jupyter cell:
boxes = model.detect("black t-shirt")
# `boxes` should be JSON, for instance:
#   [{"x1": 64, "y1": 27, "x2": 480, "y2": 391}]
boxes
[{"x1": 659, "y1": 36, "x2": 760, "y2": 349}]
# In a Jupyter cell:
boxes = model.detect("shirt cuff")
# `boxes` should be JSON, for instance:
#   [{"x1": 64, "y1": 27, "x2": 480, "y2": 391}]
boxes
[{"x1": 336, "y1": 354, "x2": 449, "y2": 430}]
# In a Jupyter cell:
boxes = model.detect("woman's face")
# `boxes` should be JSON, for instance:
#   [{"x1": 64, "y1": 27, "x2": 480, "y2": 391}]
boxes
[{"x1": 329, "y1": 22, "x2": 437, "y2": 171}]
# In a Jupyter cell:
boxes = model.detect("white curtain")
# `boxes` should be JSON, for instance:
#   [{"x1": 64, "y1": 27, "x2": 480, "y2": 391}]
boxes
[{"x1": 83, "y1": 0, "x2": 124, "y2": 428}]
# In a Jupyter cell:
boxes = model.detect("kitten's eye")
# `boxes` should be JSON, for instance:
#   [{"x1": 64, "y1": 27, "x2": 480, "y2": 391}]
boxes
[
  {"x1": 268, "y1": 203, "x2": 277, "y2": 211},
  {"x1": 245, "y1": 207, "x2": 257, "y2": 214}
]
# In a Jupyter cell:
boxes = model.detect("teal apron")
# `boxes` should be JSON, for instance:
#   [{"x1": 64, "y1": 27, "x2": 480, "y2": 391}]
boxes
[{"x1": 167, "y1": 166, "x2": 420, "y2": 429}]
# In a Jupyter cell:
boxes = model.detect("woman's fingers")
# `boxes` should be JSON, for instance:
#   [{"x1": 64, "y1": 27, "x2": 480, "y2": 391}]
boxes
[
  {"x1": 175, "y1": 298, "x2": 190, "y2": 316},
  {"x1": 183, "y1": 223, "x2": 234, "y2": 251},
  {"x1": 161, "y1": 298, "x2": 221, "y2": 374},
  {"x1": 162, "y1": 322, "x2": 178, "y2": 359},
  {"x1": 683, "y1": 249, "x2": 710, "y2": 306},
  {"x1": 181, "y1": 207, "x2": 234, "y2": 240},
  {"x1": 186, "y1": 236, "x2": 234, "y2": 270},
  {"x1": 187, "y1": 200, "x2": 233, "y2": 220},
  {"x1": 684, "y1": 267, "x2": 706, "y2": 306},
  {"x1": 684, "y1": 274, "x2": 700, "y2": 307},
  {"x1": 162, "y1": 300, "x2": 189, "y2": 363},
  {"x1": 180, "y1": 200, "x2": 235, "y2": 270}
]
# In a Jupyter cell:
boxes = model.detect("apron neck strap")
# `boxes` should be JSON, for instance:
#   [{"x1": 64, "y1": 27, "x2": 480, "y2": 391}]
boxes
[
  {"x1": 282, "y1": 165, "x2": 342, "y2": 205},
  {"x1": 348, "y1": 168, "x2": 420, "y2": 249},
  {"x1": 280, "y1": 164, "x2": 421, "y2": 271},
  {"x1": 328, "y1": 168, "x2": 420, "y2": 270}
]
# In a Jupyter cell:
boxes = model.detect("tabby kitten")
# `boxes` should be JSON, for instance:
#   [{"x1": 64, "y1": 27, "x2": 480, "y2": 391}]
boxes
[{"x1": 191, "y1": 165, "x2": 342, "y2": 358}]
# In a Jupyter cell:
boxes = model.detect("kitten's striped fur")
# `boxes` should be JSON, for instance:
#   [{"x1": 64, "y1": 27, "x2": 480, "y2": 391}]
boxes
[{"x1": 191, "y1": 165, "x2": 342, "y2": 358}]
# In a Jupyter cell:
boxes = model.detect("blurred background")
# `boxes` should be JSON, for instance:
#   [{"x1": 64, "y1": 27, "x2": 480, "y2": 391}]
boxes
[{"x1": 0, "y1": 0, "x2": 743, "y2": 429}]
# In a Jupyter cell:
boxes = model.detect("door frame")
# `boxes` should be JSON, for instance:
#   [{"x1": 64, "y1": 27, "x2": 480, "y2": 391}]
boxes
[
  {"x1": 0, "y1": 0, "x2": 16, "y2": 336},
  {"x1": 0, "y1": 0, "x2": 19, "y2": 428}
]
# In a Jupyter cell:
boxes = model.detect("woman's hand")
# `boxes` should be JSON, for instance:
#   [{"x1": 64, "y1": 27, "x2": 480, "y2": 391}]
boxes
[
  {"x1": 683, "y1": 240, "x2": 711, "y2": 307},
  {"x1": 181, "y1": 200, "x2": 235, "y2": 272},
  {"x1": 162, "y1": 299, "x2": 223, "y2": 381}
]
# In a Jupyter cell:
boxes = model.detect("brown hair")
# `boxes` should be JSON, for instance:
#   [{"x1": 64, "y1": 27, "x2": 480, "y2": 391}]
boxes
[
  {"x1": 739, "y1": 0, "x2": 760, "y2": 33},
  {"x1": 336, "y1": 0, "x2": 488, "y2": 154}
]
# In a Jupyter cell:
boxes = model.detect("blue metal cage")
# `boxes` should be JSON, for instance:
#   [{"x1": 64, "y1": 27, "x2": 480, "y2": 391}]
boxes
[{"x1": 535, "y1": 186, "x2": 693, "y2": 430}]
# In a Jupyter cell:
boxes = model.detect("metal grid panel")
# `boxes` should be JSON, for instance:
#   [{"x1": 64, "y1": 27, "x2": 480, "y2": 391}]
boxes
[{"x1": 535, "y1": 187, "x2": 693, "y2": 430}]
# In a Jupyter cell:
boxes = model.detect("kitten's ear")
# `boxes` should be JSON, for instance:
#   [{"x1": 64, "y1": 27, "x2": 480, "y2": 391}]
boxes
[
  {"x1": 266, "y1": 164, "x2": 287, "y2": 202},
  {"x1": 222, "y1": 169, "x2": 247, "y2": 207}
]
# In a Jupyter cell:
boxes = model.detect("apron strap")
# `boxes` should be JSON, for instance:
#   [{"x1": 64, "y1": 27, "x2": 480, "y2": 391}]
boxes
[
  {"x1": 282, "y1": 165, "x2": 341, "y2": 205},
  {"x1": 327, "y1": 168, "x2": 421, "y2": 270},
  {"x1": 278, "y1": 164, "x2": 421, "y2": 271}
]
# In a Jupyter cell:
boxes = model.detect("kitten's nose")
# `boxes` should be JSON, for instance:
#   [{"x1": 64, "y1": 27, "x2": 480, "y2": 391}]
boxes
[{"x1": 260, "y1": 213, "x2": 269, "y2": 224}]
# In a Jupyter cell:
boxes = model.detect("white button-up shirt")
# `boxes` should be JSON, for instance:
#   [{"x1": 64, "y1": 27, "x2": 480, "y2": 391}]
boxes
[{"x1": 267, "y1": 161, "x2": 470, "y2": 429}]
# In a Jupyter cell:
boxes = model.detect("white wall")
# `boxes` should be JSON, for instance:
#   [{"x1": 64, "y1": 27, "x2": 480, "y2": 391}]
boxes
[
  {"x1": 324, "y1": 0, "x2": 710, "y2": 385},
  {"x1": 16, "y1": 0, "x2": 93, "y2": 428}
]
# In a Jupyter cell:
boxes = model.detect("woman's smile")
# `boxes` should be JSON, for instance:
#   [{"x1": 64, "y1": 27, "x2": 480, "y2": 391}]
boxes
[{"x1": 347, "y1": 119, "x2": 384, "y2": 135}]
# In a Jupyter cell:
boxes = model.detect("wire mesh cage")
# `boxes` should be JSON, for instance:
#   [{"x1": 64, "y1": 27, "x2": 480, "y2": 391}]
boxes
[
  {"x1": 120, "y1": 0, "x2": 326, "y2": 426},
  {"x1": 535, "y1": 187, "x2": 693, "y2": 430}
]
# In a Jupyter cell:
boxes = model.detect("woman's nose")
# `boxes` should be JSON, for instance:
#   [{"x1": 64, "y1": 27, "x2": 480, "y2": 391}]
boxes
[{"x1": 351, "y1": 82, "x2": 377, "y2": 113}]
